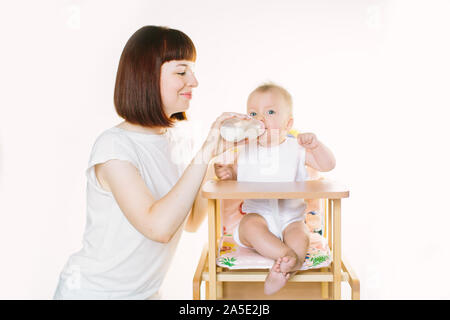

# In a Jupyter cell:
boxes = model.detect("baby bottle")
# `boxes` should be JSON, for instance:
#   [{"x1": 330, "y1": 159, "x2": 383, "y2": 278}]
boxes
[{"x1": 220, "y1": 118, "x2": 265, "y2": 142}]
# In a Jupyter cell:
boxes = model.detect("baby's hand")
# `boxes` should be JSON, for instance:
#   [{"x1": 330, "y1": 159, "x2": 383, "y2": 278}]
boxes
[
  {"x1": 214, "y1": 163, "x2": 235, "y2": 180},
  {"x1": 297, "y1": 132, "x2": 319, "y2": 150}
]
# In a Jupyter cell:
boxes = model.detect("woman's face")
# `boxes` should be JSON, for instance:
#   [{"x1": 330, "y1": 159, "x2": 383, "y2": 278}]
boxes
[{"x1": 160, "y1": 60, "x2": 198, "y2": 117}]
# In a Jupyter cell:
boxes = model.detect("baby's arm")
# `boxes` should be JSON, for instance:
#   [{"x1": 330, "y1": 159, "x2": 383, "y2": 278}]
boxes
[
  {"x1": 213, "y1": 148, "x2": 238, "y2": 180},
  {"x1": 298, "y1": 133, "x2": 336, "y2": 172}
]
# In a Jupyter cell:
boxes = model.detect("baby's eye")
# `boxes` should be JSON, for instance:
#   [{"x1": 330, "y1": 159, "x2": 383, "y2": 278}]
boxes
[
  {"x1": 249, "y1": 112, "x2": 257, "y2": 117},
  {"x1": 177, "y1": 72, "x2": 186, "y2": 76},
  {"x1": 267, "y1": 109, "x2": 275, "y2": 115}
]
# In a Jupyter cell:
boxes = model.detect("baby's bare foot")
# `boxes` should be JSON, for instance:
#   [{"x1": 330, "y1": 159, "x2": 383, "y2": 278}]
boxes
[
  {"x1": 273, "y1": 257, "x2": 282, "y2": 273},
  {"x1": 279, "y1": 255, "x2": 298, "y2": 274},
  {"x1": 264, "y1": 261, "x2": 288, "y2": 295}
]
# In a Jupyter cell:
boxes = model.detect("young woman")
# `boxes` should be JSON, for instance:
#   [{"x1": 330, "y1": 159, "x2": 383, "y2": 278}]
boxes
[{"x1": 54, "y1": 26, "x2": 248, "y2": 299}]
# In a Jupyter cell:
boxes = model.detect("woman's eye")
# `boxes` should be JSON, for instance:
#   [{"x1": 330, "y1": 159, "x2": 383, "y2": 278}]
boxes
[
  {"x1": 249, "y1": 112, "x2": 257, "y2": 117},
  {"x1": 177, "y1": 72, "x2": 186, "y2": 75},
  {"x1": 267, "y1": 110, "x2": 275, "y2": 115}
]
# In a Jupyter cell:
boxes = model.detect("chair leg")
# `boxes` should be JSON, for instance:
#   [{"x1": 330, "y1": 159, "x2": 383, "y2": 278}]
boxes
[
  {"x1": 217, "y1": 267, "x2": 223, "y2": 299},
  {"x1": 327, "y1": 199, "x2": 332, "y2": 250},
  {"x1": 193, "y1": 244, "x2": 208, "y2": 300},
  {"x1": 216, "y1": 200, "x2": 223, "y2": 299},
  {"x1": 351, "y1": 282, "x2": 360, "y2": 300},
  {"x1": 329, "y1": 276, "x2": 333, "y2": 299},
  {"x1": 342, "y1": 256, "x2": 360, "y2": 300},
  {"x1": 207, "y1": 199, "x2": 217, "y2": 300},
  {"x1": 193, "y1": 275, "x2": 201, "y2": 300},
  {"x1": 321, "y1": 267, "x2": 329, "y2": 299},
  {"x1": 332, "y1": 199, "x2": 342, "y2": 300}
]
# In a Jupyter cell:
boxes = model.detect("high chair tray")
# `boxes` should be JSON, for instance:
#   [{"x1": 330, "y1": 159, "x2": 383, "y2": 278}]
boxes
[{"x1": 202, "y1": 180, "x2": 349, "y2": 199}]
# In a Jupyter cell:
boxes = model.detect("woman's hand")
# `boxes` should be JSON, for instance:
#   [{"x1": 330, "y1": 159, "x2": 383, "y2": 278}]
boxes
[{"x1": 202, "y1": 112, "x2": 251, "y2": 159}]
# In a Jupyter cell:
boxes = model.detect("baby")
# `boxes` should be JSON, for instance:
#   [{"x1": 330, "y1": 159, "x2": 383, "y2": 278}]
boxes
[{"x1": 214, "y1": 83, "x2": 336, "y2": 295}]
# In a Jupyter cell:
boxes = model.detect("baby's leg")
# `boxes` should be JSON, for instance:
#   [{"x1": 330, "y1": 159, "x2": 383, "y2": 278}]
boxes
[
  {"x1": 238, "y1": 213, "x2": 296, "y2": 295},
  {"x1": 281, "y1": 221, "x2": 311, "y2": 275},
  {"x1": 238, "y1": 213, "x2": 296, "y2": 261}
]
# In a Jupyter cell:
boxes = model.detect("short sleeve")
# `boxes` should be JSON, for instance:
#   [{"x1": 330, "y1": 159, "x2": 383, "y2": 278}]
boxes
[{"x1": 85, "y1": 132, "x2": 140, "y2": 191}]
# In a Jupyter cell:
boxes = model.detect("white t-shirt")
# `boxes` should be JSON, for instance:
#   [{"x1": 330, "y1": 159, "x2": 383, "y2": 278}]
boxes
[
  {"x1": 237, "y1": 136, "x2": 308, "y2": 220},
  {"x1": 54, "y1": 125, "x2": 192, "y2": 300}
]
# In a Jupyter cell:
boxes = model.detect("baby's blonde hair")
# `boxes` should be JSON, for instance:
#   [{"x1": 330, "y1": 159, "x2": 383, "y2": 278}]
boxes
[{"x1": 248, "y1": 82, "x2": 293, "y2": 115}]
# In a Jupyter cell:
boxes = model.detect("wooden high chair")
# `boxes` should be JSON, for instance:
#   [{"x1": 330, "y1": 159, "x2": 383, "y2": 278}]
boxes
[{"x1": 193, "y1": 179, "x2": 360, "y2": 300}]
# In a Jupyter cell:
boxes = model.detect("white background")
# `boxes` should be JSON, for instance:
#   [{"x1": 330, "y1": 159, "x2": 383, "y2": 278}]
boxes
[{"x1": 1, "y1": 0, "x2": 449, "y2": 299}]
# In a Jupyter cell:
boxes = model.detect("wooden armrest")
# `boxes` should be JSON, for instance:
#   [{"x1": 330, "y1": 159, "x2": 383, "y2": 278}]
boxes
[{"x1": 201, "y1": 180, "x2": 349, "y2": 200}]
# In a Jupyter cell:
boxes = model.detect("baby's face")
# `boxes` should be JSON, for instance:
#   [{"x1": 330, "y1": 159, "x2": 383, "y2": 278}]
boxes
[{"x1": 247, "y1": 90, "x2": 292, "y2": 145}]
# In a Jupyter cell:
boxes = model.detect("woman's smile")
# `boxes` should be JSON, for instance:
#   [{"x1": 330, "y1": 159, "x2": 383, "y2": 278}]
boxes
[{"x1": 180, "y1": 92, "x2": 192, "y2": 99}]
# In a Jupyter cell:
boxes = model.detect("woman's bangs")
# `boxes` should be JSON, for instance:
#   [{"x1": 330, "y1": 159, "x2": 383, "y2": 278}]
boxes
[{"x1": 162, "y1": 30, "x2": 197, "y2": 62}]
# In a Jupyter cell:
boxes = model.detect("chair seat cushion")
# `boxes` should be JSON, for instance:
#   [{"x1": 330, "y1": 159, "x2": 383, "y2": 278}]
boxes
[{"x1": 217, "y1": 231, "x2": 332, "y2": 270}]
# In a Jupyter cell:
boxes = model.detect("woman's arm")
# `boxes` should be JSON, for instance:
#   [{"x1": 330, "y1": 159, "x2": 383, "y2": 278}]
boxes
[
  {"x1": 97, "y1": 147, "x2": 210, "y2": 243},
  {"x1": 97, "y1": 113, "x2": 249, "y2": 243},
  {"x1": 185, "y1": 146, "x2": 242, "y2": 232},
  {"x1": 183, "y1": 161, "x2": 214, "y2": 232}
]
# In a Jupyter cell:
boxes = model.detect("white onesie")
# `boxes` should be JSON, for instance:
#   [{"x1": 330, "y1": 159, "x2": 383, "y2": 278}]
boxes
[{"x1": 233, "y1": 136, "x2": 308, "y2": 248}]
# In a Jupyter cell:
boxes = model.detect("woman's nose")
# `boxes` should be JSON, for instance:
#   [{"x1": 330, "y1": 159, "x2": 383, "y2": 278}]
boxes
[{"x1": 188, "y1": 74, "x2": 199, "y2": 87}]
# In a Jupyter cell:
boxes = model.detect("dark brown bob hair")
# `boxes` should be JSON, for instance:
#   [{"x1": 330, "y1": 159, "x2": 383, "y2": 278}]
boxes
[{"x1": 114, "y1": 26, "x2": 196, "y2": 127}]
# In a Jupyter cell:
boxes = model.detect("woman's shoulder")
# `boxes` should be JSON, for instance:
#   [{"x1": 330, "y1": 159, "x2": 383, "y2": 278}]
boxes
[
  {"x1": 88, "y1": 127, "x2": 139, "y2": 167},
  {"x1": 94, "y1": 126, "x2": 127, "y2": 141},
  {"x1": 91, "y1": 126, "x2": 136, "y2": 150}
]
